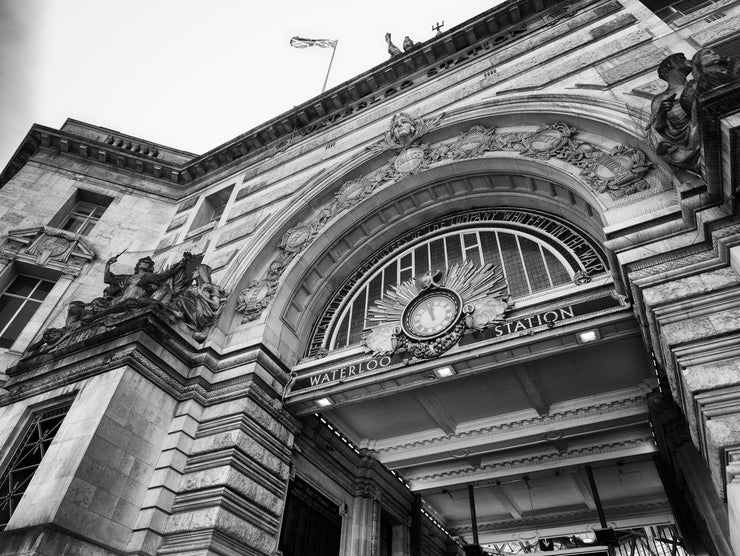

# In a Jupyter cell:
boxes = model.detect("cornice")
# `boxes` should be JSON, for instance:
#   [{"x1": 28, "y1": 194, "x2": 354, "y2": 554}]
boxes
[
  {"x1": 0, "y1": 0, "x2": 577, "y2": 191},
  {"x1": 376, "y1": 394, "x2": 648, "y2": 454},
  {"x1": 405, "y1": 436, "x2": 655, "y2": 485},
  {"x1": 0, "y1": 311, "x2": 292, "y2": 408}
]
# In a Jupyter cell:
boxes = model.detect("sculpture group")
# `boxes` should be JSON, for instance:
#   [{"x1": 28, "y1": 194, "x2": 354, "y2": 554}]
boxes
[
  {"x1": 648, "y1": 48, "x2": 740, "y2": 176},
  {"x1": 27, "y1": 253, "x2": 228, "y2": 355}
]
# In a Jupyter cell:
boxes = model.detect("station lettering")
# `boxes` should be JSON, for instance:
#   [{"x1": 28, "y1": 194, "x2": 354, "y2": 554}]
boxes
[
  {"x1": 490, "y1": 306, "x2": 574, "y2": 337},
  {"x1": 305, "y1": 356, "x2": 394, "y2": 388}
]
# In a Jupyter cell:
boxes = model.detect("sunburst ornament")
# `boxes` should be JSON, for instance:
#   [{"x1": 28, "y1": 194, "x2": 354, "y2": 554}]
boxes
[{"x1": 362, "y1": 262, "x2": 513, "y2": 359}]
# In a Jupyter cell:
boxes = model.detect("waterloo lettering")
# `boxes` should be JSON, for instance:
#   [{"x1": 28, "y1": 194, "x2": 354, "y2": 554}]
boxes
[{"x1": 295, "y1": 355, "x2": 399, "y2": 391}]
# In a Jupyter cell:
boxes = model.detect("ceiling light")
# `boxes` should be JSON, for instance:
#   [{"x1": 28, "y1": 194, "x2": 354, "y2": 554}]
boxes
[
  {"x1": 433, "y1": 366, "x2": 455, "y2": 378},
  {"x1": 577, "y1": 329, "x2": 600, "y2": 343},
  {"x1": 316, "y1": 397, "x2": 333, "y2": 407}
]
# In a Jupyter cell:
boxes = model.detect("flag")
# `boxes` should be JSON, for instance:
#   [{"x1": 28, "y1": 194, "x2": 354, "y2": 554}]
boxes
[{"x1": 290, "y1": 36, "x2": 337, "y2": 49}]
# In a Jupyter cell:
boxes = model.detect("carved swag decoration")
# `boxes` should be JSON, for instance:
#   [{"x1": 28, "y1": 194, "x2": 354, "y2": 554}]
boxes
[
  {"x1": 236, "y1": 113, "x2": 653, "y2": 323},
  {"x1": 25, "y1": 253, "x2": 229, "y2": 356}
]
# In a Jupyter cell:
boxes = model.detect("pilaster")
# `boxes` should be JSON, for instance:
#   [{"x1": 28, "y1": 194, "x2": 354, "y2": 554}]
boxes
[{"x1": 348, "y1": 479, "x2": 381, "y2": 556}]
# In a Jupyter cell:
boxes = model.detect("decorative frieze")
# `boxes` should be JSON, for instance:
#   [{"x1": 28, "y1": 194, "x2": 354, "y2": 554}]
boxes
[{"x1": 236, "y1": 114, "x2": 656, "y2": 323}]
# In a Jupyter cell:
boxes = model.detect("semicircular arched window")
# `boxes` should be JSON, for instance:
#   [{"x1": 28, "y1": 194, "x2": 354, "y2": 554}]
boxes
[{"x1": 307, "y1": 208, "x2": 607, "y2": 357}]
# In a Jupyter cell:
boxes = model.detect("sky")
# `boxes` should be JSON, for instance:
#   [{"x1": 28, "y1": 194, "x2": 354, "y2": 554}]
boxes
[{"x1": 0, "y1": 0, "x2": 498, "y2": 170}]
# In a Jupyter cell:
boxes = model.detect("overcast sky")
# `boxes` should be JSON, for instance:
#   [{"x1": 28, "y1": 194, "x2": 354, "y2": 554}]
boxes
[{"x1": 0, "y1": 0, "x2": 498, "y2": 170}]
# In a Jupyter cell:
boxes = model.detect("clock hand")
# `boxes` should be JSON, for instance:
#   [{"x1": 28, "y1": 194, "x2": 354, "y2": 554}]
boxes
[{"x1": 426, "y1": 303, "x2": 436, "y2": 321}]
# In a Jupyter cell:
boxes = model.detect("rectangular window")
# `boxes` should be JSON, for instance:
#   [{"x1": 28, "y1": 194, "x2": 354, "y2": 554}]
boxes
[
  {"x1": 0, "y1": 275, "x2": 56, "y2": 349},
  {"x1": 641, "y1": 0, "x2": 722, "y2": 25},
  {"x1": 0, "y1": 404, "x2": 71, "y2": 530},
  {"x1": 189, "y1": 185, "x2": 234, "y2": 231},
  {"x1": 50, "y1": 189, "x2": 113, "y2": 236},
  {"x1": 61, "y1": 200, "x2": 107, "y2": 235}
]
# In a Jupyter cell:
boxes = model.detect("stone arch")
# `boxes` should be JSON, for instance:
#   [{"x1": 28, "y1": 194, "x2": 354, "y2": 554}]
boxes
[{"x1": 222, "y1": 97, "x2": 672, "y2": 363}]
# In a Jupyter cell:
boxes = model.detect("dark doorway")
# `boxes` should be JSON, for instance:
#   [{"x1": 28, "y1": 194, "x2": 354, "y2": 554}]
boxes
[{"x1": 278, "y1": 477, "x2": 342, "y2": 556}]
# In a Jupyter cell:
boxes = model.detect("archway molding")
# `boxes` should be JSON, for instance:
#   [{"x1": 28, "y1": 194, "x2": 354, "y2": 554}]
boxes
[
  {"x1": 222, "y1": 98, "x2": 673, "y2": 362},
  {"x1": 241, "y1": 160, "x2": 612, "y2": 364}
]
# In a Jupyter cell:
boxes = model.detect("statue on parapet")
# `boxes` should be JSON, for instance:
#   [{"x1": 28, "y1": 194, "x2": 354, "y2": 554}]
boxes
[
  {"x1": 104, "y1": 253, "x2": 192, "y2": 307},
  {"x1": 24, "y1": 252, "x2": 229, "y2": 356},
  {"x1": 647, "y1": 53, "x2": 700, "y2": 174},
  {"x1": 649, "y1": 49, "x2": 740, "y2": 177}
]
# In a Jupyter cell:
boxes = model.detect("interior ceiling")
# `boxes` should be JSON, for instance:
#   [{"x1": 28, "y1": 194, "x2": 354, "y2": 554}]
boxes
[{"x1": 317, "y1": 326, "x2": 669, "y2": 542}]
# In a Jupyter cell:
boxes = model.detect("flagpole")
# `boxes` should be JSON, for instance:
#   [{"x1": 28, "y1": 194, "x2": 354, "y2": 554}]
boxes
[{"x1": 321, "y1": 41, "x2": 337, "y2": 93}]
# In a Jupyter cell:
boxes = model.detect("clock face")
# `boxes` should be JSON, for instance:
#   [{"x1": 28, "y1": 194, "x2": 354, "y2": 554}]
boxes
[{"x1": 402, "y1": 289, "x2": 462, "y2": 340}]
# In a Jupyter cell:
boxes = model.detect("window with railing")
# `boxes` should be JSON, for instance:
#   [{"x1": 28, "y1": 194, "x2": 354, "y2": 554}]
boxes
[{"x1": 0, "y1": 404, "x2": 71, "y2": 530}]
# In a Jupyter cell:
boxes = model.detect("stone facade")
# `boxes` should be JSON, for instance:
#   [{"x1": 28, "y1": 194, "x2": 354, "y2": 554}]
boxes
[{"x1": 1, "y1": 0, "x2": 740, "y2": 554}]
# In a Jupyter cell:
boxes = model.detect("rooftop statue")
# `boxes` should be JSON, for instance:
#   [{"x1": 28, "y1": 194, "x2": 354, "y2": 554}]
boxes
[
  {"x1": 385, "y1": 33, "x2": 402, "y2": 57},
  {"x1": 24, "y1": 252, "x2": 228, "y2": 356}
]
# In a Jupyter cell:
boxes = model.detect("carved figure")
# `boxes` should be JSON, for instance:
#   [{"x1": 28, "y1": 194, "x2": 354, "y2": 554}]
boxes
[
  {"x1": 391, "y1": 113, "x2": 417, "y2": 145},
  {"x1": 104, "y1": 253, "x2": 192, "y2": 306},
  {"x1": 171, "y1": 264, "x2": 226, "y2": 341},
  {"x1": 80, "y1": 297, "x2": 112, "y2": 325},
  {"x1": 367, "y1": 112, "x2": 445, "y2": 153},
  {"x1": 648, "y1": 53, "x2": 700, "y2": 173},
  {"x1": 402, "y1": 36, "x2": 414, "y2": 51},
  {"x1": 385, "y1": 33, "x2": 402, "y2": 57},
  {"x1": 65, "y1": 300, "x2": 86, "y2": 332},
  {"x1": 691, "y1": 47, "x2": 740, "y2": 96},
  {"x1": 26, "y1": 327, "x2": 66, "y2": 354},
  {"x1": 23, "y1": 251, "x2": 230, "y2": 357}
]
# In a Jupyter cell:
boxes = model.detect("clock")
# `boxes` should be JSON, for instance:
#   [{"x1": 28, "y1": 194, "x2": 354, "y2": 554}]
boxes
[{"x1": 402, "y1": 288, "x2": 462, "y2": 341}]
